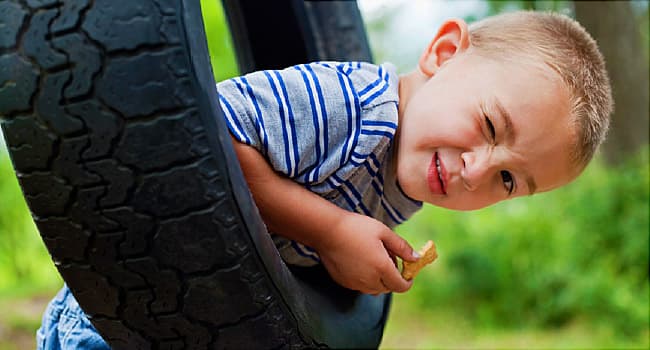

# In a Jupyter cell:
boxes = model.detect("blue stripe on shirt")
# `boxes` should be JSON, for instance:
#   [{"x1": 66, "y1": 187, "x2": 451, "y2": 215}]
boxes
[
  {"x1": 382, "y1": 198, "x2": 406, "y2": 224},
  {"x1": 263, "y1": 71, "x2": 297, "y2": 177},
  {"x1": 361, "y1": 129, "x2": 395, "y2": 139},
  {"x1": 350, "y1": 150, "x2": 370, "y2": 166},
  {"x1": 358, "y1": 65, "x2": 384, "y2": 97},
  {"x1": 327, "y1": 177, "x2": 362, "y2": 215},
  {"x1": 347, "y1": 153, "x2": 394, "y2": 222},
  {"x1": 365, "y1": 167, "x2": 404, "y2": 225},
  {"x1": 363, "y1": 153, "x2": 408, "y2": 224},
  {"x1": 305, "y1": 65, "x2": 330, "y2": 182},
  {"x1": 236, "y1": 77, "x2": 269, "y2": 154},
  {"x1": 371, "y1": 173, "x2": 406, "y2": 224},
  {"x1": 336, "y1": 62, "x2": 355, "y2": 75},
  {"x1": 294, "y1": 65, "x2": 329, "y2": 183},
  {"x1": 361, "y1": 68, "x2": 391, "y2": 107},
  {"x1": 332, "y1": 174, "x2": 371, "y2": 216},
  {"x1": 219, "y1": 95, "x2": 251, "y2": 145},
  {"x1": 361, "y1": 119, "x2": 397, "y2": 139},
  {"x1": 362, "y1": 120, "x2": 397, "y2": 129},
  {"x1": 294, "y1": 65, "x2": 323, "y2": 183},
  {"x1": 274, "y1": 70, "x2": 301, "y2": 178},
  {"x1": 291, "y1": 241, "x2": 321, "y2": 263},
  {"x1": 335, "y1": 70, "x2": 360, "y2": 168}
]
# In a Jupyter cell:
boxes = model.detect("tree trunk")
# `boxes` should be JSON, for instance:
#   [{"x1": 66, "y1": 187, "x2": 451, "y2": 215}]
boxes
[{"x1": 574, "y1": 1, "x2": 649, "y2": 165}]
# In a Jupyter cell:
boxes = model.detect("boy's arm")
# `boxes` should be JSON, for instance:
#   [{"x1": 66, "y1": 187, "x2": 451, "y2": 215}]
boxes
[{"x1": 231, "y1": 137, "x2": 418, "y2": 294}]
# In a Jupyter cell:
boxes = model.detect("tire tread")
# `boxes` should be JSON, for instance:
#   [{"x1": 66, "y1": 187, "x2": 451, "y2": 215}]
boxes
[{"x1": 1, "y1": 1, "x2": 311, "y2": 348}]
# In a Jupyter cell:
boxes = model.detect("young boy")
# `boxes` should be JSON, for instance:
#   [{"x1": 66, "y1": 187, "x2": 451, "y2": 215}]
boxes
[
  {"x1": 38, "y1": 10, "x2": 612, "y2": 349},
  {"x1": 219, "y1": 11, "x2": 612, "y2": 295}
]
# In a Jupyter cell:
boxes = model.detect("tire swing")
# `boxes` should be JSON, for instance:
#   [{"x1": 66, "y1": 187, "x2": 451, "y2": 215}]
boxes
[{"x1": 0, "y1": 0, "x2": 391, "y2": 348}]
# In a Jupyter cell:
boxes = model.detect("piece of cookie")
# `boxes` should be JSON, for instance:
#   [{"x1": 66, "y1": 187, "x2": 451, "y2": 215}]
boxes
[{"x1": 401, "y1": 240, "x2": 438, "y2": 280}]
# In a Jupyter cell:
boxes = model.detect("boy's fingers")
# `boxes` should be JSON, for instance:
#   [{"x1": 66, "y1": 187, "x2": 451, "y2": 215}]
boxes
[
  {"x1": 382, "y1": 231, "x2": 419, "y2": 262},
  {"x1": 381, "y1": 272, "x2": 413, "y2": 293},
  {"x1": 389, "y1": 253, "x2": 398, "y2": 267},
  {"x1": 380, "y1": 261, "x2": 413, "y2": 293}
]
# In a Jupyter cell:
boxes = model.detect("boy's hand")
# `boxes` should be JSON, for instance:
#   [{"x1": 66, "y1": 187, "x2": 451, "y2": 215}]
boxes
[
  {"x1": 315, "y1": 212, "x2": 419, "y2": 295},
  {"x1": 229, "y1": 140, "x2": 418, "y2": 294}
]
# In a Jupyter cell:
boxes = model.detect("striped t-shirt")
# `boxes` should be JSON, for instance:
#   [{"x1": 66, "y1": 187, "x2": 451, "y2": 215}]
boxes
[{"x1": 218, "y1": 61, "x2": 422, "y2": 266}]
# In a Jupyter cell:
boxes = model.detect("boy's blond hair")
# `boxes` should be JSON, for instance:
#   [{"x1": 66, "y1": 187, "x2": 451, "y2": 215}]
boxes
[{"x1": 468, "y1": 11, "x2": 613, "y2": 171}]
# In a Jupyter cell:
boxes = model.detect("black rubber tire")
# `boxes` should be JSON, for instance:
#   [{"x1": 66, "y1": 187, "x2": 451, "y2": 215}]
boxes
[
  {"x1": 221, "y1": 0, "x2": 374, "y2": 73},
  {"x1": 0, "y1": 0, "x2": 389, "y2": 349}
]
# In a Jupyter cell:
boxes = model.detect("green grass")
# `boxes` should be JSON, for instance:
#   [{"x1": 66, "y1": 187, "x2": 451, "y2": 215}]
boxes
[
  {"x1": 0, "y1": 293, "x2": 56, "y2": 350},
  {"x1": 382, "y1": 292, "x2": 649, "y2": 349}
]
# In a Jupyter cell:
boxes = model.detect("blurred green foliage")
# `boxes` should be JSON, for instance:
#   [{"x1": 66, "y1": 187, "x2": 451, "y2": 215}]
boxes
[
  {"x1": 396, "y1": 146, "x2": 649, "y2": 338},
  {"x1": 485, "y1": 0, "x2": 573, "y2": 13},
  {"x1": 0, "y1": 153, "x2": 61, "y2": 296},
  {"x1": 199, "y1": 0, "x2": 239, "y2": 81}
]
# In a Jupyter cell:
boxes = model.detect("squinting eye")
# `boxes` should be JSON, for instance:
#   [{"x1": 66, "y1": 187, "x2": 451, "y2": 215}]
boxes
[
  {"x1": 501, "y1": 170, "x2": 514, "y2": 194},
  {"x1": 485, "y1": 115, "x2": 496, "y2": 140}
]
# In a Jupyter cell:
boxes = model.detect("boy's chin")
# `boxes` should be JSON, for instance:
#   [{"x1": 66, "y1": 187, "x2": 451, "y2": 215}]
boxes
[
  {"x1": 427, "y1": 198, "x2": 495, "y2": 212},
  {"x1": 395, "y1": 175, "x2": 425, "y2": 203}
]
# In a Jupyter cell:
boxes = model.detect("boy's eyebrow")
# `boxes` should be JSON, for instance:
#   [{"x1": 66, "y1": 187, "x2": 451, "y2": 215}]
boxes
[{"x1": 494, "y1": 98, "x2": 537, "y2": 195}]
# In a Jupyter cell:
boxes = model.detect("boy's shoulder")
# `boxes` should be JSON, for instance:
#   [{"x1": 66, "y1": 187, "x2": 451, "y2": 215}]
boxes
[{"x1": 307, "y1": 61, "x2": 399, "y2": 109}]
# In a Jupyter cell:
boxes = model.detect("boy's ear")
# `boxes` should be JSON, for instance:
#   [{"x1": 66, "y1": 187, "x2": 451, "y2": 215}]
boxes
[{"x1": 419, "y1": 19, "x2": 470, "y2": 76}]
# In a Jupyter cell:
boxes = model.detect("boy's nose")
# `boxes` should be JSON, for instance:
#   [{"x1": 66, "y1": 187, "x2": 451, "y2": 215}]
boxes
[{"x1": 460, "y1": 149, "x2": 492, "y2": 191}]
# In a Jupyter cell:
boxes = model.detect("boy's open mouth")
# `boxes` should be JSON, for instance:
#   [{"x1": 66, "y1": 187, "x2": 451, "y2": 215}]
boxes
[{"x1": 427, "y1": 152, "x2": 446, "y2": 195}]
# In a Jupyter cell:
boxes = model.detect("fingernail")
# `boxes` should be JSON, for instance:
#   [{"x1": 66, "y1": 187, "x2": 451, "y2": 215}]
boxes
[{"x1": 412, "y1": 251, "x2": 421, "y2": 258}]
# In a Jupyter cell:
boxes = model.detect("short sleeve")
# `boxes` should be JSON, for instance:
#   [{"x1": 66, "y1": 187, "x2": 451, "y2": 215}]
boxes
[{"x1": 216, "y1": 62, "x2": 399, "y2": 188}]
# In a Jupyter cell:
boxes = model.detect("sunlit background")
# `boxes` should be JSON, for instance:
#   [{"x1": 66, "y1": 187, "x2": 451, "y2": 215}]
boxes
[{"x1": 1, "y1": 1, "x2": 648, "y2": 349}]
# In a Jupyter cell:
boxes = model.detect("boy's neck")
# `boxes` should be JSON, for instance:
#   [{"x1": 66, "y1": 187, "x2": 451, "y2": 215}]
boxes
[
  {"x1": 394, "y1": 69, "x2": 431, "y2": 202},
  {"x1": 397, "y1": 70, "x2": 428, "y2": 125}
]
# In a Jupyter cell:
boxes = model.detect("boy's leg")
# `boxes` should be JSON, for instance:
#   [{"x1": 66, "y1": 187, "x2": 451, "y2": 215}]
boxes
[{"x1": 36, "y1": 285, "x2": 110, "y2": 350}]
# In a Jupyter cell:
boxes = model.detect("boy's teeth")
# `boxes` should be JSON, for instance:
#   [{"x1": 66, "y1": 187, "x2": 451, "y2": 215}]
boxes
[{"x1": 436, "y1": 157, "x2": 443, "y2": 184}]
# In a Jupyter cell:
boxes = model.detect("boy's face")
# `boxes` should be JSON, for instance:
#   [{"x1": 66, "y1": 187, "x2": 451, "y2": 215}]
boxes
[{"x1": 396, "y1": 51, "x2": 577, "y2": 211}]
